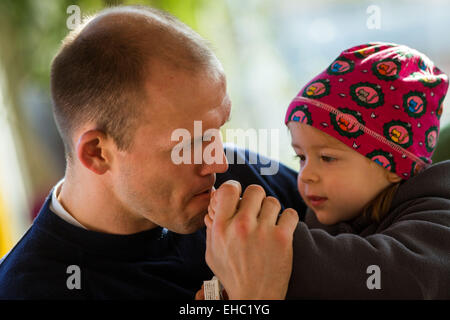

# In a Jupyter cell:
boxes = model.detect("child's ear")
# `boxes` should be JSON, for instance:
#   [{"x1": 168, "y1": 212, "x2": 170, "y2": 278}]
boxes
[{"x1": 386, "y1": 171, "x2": 402, "y2": 184}]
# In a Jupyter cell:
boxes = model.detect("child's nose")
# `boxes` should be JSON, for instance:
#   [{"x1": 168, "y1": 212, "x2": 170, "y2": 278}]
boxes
[{"x1": 298, "y1": 161, "x2": 320, "y2": 184}]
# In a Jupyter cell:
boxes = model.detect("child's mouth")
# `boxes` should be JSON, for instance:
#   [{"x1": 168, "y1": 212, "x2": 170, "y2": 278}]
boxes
[{"x1": 307, "y1": 195, "x2": 328, "y2": 207}]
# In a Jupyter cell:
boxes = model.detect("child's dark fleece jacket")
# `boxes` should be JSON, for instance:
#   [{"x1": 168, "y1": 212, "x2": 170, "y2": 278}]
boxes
[{"x1": 287, "y1": 160, "x2": 450, "y2": 299}]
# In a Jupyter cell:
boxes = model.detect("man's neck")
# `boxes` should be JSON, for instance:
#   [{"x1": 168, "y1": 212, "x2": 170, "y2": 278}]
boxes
[{"x1": 58, "y1": 173, "x2": 158, "y2": 235}]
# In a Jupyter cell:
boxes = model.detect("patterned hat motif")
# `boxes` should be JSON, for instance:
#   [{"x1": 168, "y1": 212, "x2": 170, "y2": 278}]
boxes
[
  {"x1": 302, "y1": 79, "x2": 330, "y2": 99},
  {"x1": 327, "y1": 57, "x2": 355, "y2": 75},
  {"x1": 285, "y1": 42, "x2": 449, "y2": 180},
  {"x1": 350, "y1": 82, "x2": 384, "y2": 108},
  {"x1": 372, "y1": 58, "x2": 401, "y2": 81},
  {"x1": 383, "y1": 120, "x2": 414, "y2": 149},
  {"x1": 403, "y1": 91, "x2": 427, "y2": 118},
  {"x1": 366, "y1": 149, "x2": 396, "y2": 173},
  {"x1": 330, "y1": 108, "x2": 365, "y2": 138},
  {"x1": 287, "y1": 105, "x2": 313, "y2": 125}
]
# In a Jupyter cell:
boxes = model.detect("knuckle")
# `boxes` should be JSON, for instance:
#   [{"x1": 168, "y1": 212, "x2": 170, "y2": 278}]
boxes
[
  {"x1": 274, "y1": 228, "x2": 292, "y2": 244},
  {"x1": 233, "y1": 219, "x2": 251, "y2": 238},
  {"x1": 235, "y1": 210, "x2": 253, "y2": 225}
]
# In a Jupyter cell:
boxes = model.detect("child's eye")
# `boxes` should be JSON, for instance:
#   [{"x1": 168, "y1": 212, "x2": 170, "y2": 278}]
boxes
[
  {"x1": 321, "y1": 155, "x2": 336, "y2": 162},
  {"x1": 294, "y1": 154, "x2": 306, "y2": 161}
]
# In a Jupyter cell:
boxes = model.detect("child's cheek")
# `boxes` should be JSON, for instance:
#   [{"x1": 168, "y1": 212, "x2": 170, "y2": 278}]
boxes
[{"x1": 297, "y1": 177, "x2": 305, "y2": 198}]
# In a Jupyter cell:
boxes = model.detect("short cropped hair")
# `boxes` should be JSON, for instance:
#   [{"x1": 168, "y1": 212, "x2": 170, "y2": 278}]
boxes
[{"x1": 50, "y1": 5, "x2": 221, "y2": 162}]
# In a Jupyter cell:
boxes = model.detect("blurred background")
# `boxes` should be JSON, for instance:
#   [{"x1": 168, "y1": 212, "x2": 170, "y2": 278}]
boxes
[{"x1": 1, "y1": 0, "x2": 450, "y2": 256}]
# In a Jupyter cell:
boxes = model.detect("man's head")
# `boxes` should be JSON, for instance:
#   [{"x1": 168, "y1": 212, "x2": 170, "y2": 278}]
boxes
[
  {"x1": 50, "y1": 6, "x2": 231, "y2": 234},
  {"x1": 51, "y1": 5, "x2": 223, "y2": 161}
]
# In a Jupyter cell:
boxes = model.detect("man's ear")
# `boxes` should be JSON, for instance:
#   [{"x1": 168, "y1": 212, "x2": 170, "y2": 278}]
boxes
[
  {"x1": 76, "y1": 130, "x2": 112, "y2": 175},
  {"x1": 386, "y1": 170, "x2": 402, "y2": 184}
]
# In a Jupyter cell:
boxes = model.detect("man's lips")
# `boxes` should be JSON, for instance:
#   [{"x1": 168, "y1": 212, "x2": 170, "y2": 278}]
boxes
[
  {"x1": 194, "y1": 176, "x2": 216, "y2": 197},
  {"x1": 194, "y1": 185, "x2": 215, "y2": 196}
]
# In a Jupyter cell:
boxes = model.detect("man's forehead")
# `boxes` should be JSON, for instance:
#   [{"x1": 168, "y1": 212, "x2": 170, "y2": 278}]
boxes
[{"x1": 147, "y1": 64, "x2": 226, "y2": 102}]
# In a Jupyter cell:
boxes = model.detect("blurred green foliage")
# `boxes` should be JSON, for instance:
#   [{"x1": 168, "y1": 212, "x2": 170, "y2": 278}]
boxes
[
  {"x1": 0, "y1": 0, "x2": 208, "y2": 91},
  {"x1": 433, "y1": 124, "x2": 450, "y2": 163}
]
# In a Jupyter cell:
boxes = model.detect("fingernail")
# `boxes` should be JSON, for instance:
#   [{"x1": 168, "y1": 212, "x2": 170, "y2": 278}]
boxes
[{"x1": 225, "y1": 180, "x2": 240, "y2": 187}]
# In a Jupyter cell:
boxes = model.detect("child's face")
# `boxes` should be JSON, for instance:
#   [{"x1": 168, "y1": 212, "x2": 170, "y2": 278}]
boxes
[{"x1": 288, "y1": 122, "x2": 402, "y2": 225}]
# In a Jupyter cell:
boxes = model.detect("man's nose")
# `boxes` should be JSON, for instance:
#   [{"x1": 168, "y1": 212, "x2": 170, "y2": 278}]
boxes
[{"x1": 199, "y1": 147, "x2": 229, "y2": 176}]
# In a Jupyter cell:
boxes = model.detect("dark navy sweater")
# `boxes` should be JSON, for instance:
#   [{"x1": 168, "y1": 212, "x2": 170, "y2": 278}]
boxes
[{"x1": 0, "y1": 147, "x2": 306, "y2": 299}]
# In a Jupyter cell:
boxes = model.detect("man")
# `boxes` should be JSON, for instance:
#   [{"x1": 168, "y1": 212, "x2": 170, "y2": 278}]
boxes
[{"x1": 0, "y1": 5, "x2": 303, "y2": 299}]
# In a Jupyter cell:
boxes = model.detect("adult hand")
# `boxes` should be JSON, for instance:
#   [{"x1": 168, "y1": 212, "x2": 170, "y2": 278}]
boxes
[{"x1": 204, "y1": 180, "x2": 299, "y2": 300}]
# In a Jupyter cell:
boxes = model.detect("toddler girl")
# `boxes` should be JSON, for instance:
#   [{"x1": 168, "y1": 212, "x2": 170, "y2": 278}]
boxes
[
  {"x1": 205, "y1": 42, "x2": 450, "y2": 299},
  {"x1": 283, "y1": 42, "x2": 450, "y2": 298}
]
